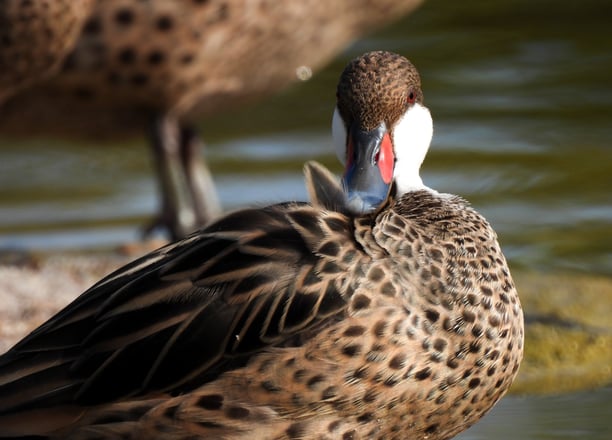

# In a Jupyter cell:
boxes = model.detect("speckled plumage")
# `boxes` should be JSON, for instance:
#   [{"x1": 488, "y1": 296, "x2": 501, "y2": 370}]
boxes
[
  {"x1": 0, "y1": 0, "x2": 93, "y2": 102},
  {"x1": 0, "y1": 0, "x2": 424, "y2": 238},
  {"x1": 0, "y1": 52, "x2": 523, "y2": 439}
]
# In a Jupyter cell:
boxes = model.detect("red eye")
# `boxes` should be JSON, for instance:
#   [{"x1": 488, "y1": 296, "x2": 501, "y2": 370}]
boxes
[{"x1": 407, "y1": 91, "x2": 416, "y2": 104}]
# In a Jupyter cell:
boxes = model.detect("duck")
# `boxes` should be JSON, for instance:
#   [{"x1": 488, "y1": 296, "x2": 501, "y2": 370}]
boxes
[
  {"x1": 0, "y1": 51, "x2": 523, "y2": 440},
  {"x1": 0, "y1": 0, "x2": 424, "y2": 239},
  {"x1": 0, "y1": 0, "x2": 93, "y2": 102}
]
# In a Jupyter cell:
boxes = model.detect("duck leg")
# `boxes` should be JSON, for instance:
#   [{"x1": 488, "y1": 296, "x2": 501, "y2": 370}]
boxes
[
  {"x1": 145, "y1": 113, "x2": 196, "y2": 240},
  {"x1": 179, "y1": 125, "x2": 221, "y2": 226},
  {"x1": 145, "y1": 114, "x2": 221, "y2": 240}
]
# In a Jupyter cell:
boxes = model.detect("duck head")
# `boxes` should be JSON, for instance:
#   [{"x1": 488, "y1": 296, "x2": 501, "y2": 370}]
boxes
[{"x1": 332, "y1": 51, "x2": 433, "y2": 214}]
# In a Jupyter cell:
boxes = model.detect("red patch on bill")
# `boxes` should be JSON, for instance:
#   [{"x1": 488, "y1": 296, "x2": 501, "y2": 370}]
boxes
[{"x1": 378, "y1": 133, "x2": 394, "y2": 184}]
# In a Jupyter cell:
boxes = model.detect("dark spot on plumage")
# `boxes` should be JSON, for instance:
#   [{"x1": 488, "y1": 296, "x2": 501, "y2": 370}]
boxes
[
  {"x1": 286, "y1": 422, "x2": 307, "y2": 439},
  {"x1": 368, "y1": 266, "x2": 384, "y2": 282},
  {"x1": 381, "y1": 281, "x2": 396, "y2": 297},
  {"x1": 343, "y1": 430, "x2": 357, "y2": 440},
  {"x1": 352, "y1": 365, "x2": 369, "y2": 381},
  {"x1": 388, "y1": 353, "x2": 406, "y2": 370},
  {"x1": 446, "y1": 358, "x2": 459, "y2": 369},
  {"x1": 431, "y1": 264, "x2": 442, "y2": 278},
  {"x1": 469, "y1": 341, "x2": 481, "y2": 353},
  {"x1": 481, "y1": 285, "x2": 493, "y2": 296},
  {"x1": 422, "y1": 338, "x2": 431, "y2": 350},
  {"x1": 147, "y1": 50, "x2": 165, "y2": 65},
  {"x1": 156, "y1": 15, "x2": 174, "y2": 31},
  {"x1": 469, "y1": 378, "x2": 481, "y2": 389},
  {"x1": 433, "y1": 338, "x2": 447, "y2": 352},
  {"x1": 321, "y1": 260, "x2": 343, "y2": 274},
  {"x1": 424, "y1": 423, "x2": 439, "y2": 434},
  {"x1": 289, "y1": 209, "x2": 322, "y2": 233},
  {"x1": 442, "y1": 317, "x2": 453, "y2": 332},
  {"x1": 324, "y1": 216, "x2": 348, "y2": 233},
  {"x1": 481, "y1": 297, "x2": 493, "y2": 310},
  {"x1": 420, "y1": 268, "x2": 432, "y2": 281},
  {"x1": 328, "y1": 420, "x2": 341, "y2": 432},
  {"x1": 318, "y1": 240, "x2": 340, "y2": 257},
  {"x1": 322, "y1": 386, "x2": 338, "y2": 400},
  {"x1": 425, "y1": 309, "x2": 440, "y2": 323},
  {"x1": 261, "y1": 380, "x2": 281, "y2": 392},
  {"x1": 415, "y1": 367, "x2": 432, "y2": 380},
  {"x1": 197, "y1": 394, "x2": 223, "y2": 410},
  {"x1": 226, "y1": 405, "x2": 250, "y2": 419},
  {"x1": 357, "y1": 412, "x2": 374, "y2": 423},
  {"x1": 362, "y1": 388, "x2": 378, "y2": 403},
  {"x1": 307, "y1": 374, "x2": 325, "y2": 389},
  {"x1": 489, "y1": 315, "x2": 501, "y2": 327},
  {"x1": 342, "y1": 250, "x2": 357, "y2": 264},
  {"x1": 117, "y1": 47, "x2": 136, "y2": 65},
  {"x1": 462, "y1": 310, "x2": 476, "y2": 323},
  {"x1": 293, "y1": 369, "x2": 307, "y2": 382},
  {"x1": 82, "y1": 16, "x2": 102, "y2": 34},
  {"x1": 114, "y1": 8, "x2": 134, "y2": 25},
  {"x1": 352, "y1": 294, "x2": 371, "y2": 310},
  {"x1": 344, "y1": 325, "x2": 366, "y2": 337},
  {"x1": 180, "y1": 53, "x2": 195, "y2": 65},
  {"x1": 197, "y1": 420, "x2": 223, "y2": 429},
  {"x1": 373, "y1": 320, "x2": 387, "y2": 337},
  {"x1": 342, "y1": 344, "x2": 361, "y2": 357}
]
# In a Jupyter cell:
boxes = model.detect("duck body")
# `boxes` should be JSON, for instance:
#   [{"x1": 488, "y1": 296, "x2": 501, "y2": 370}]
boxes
[
  {"x1": 0, "y1": 51, "x2": 523, "y2": 439},
  {"x1": 0, "y1": 187, "x2": 522, "y2": 439}
]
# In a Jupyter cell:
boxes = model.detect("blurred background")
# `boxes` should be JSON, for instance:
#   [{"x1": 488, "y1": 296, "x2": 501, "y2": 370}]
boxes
[{"x1": 0, "y1": 0, "x2": 610, "y2": 438}]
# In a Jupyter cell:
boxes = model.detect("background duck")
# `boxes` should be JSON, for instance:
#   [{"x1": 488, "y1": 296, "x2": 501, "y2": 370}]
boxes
[
  {"x1": 0, "y1": 51, "x2": 522, "y2": 440},
  {"x1": 0, "y1": 0, "x2": 424, "y2": 239}
]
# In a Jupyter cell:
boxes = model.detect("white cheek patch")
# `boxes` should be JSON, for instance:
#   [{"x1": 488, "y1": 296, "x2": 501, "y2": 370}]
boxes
[
  {"x1": 392, "y1": 103, "x2": 434, "y2": 194},
  {"x1": 331, "y1": 106, "x2": 347, "y2": 165}
]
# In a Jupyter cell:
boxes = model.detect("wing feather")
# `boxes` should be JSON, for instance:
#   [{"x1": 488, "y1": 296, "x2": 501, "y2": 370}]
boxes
[{"x1": 0, "y1": 203, "x2": 355, "y2": 415}]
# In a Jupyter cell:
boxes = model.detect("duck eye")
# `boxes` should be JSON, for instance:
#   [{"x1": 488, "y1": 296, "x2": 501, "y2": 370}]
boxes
[{"x1": 407, "y1": 91, "x2": 416, "y2": 104}]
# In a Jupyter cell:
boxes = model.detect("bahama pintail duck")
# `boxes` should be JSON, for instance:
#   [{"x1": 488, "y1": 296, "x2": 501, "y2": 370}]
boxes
[
  {"x1": 0, "y1": 0, "x2": 424, "y2": 239},
  {"x1": 0, "y1": 51, "x2": 523, "y2": 439},
  {"x1": 0, "y1": 0, "x2": 94, "y2": 103}
]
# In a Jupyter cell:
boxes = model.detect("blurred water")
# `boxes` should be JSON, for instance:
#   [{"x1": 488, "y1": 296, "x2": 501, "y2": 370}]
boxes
[
  {"x1": 457, "y1": 387, "x2": 611, "y2": 440},
  {"x1": 0, "y1": 0, "x2": 610, "y2": 276}
]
